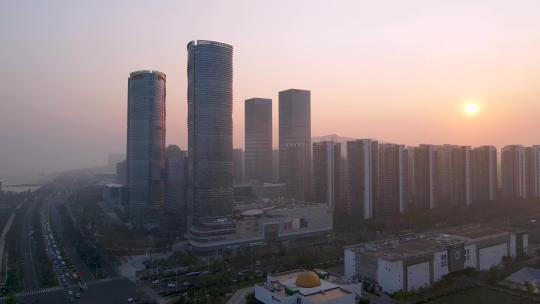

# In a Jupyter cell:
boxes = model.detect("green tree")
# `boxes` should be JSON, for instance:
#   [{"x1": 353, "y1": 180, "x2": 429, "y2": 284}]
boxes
[
  {"x1": 245, "y1": 292, "x2": 259, "y2": 304},
  {"x1": 5, "y1": 293, "x2": 17, "y2": 304}
]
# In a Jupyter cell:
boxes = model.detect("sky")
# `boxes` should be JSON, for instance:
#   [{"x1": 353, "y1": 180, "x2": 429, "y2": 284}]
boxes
[{"x1": 1, "y1": 0, "x2": 540, "y2": 183}]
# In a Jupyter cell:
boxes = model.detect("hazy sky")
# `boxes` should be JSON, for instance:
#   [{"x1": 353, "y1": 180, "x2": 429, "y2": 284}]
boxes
[{"x1": 1, "y1": 0, "x2": 540, "y2": 183}]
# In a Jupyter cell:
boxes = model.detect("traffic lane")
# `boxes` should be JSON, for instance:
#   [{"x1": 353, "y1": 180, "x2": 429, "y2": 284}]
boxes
[
  {"x1": 20, "y1": 199, "x2": 38, "y2": 291},
  {"x1": 49, "y1": 200, "x2": 96, "y2": 282}
]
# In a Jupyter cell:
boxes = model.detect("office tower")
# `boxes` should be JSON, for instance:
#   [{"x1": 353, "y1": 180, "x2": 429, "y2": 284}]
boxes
[
  {"x1": 346, "y1": 139, "x2": 378, "y2": 219},
  {"x1": 525, "y1": 146, "x2": 540, "y2": 199},
  {"x1": 379, "y1": 144, "x2": 408, "y2": 214},
  {"x1": 164, "y1": 145, "x2": 188, "y2": 234},
  {"x1": 245, "y1": 98, "x2": 273, "y2": 183},
  {"x1": 279, "y1": 89, "x2": 311, "y2": 201},
  {"x1": 435, "y1": 144, "x2": 456, "y2": 207},
  {"x1": 116, "y1": 160, "x2": 127, "y2": 185},
  {"x1": 501, "y1": 145, "x2": 527, "y2": 199},
  {"x1": 232, "y1": 148, "x2": 244, "y2": 184},
  {"x1": 187, "y1": 40, "x2": 234, "y2": 221},
  {"x1": 450, "y1": 146, "x2": 473, "y2": 206},
  {"x1": 272, "y1": 149, "x2": 280, "y2": 182},
  {"x1": 472, "y1": 146, "x2": 497, "y2": 203},
  {"x1": 282, "y1": 143, "x2": 309, "y2": 201},
  {"x1": 313, "y1": 141, "x2": 342, "y2": 210},
  {"x1": 126, "y1": 70, "x2": 166, "y2": 228},
  {"x1": 414, "y1": 144, "x2": 438, "y2": 210}
]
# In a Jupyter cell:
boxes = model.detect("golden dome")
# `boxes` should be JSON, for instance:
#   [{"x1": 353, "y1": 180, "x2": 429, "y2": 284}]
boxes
[{"x1": 295, "y1": 271, "x2": 321, "y2": 288}]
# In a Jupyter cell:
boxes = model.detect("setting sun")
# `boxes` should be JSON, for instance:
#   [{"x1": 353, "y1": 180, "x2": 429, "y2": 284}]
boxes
[{"x1": 464, "y1": 102, "x2": 480, "y2": 116}]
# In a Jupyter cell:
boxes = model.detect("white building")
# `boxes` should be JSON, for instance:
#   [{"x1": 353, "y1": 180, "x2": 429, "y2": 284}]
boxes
[
  {"x1": 344, "y1": 224, "x2": 528, "y2": 294},
  {"x1": 255, "y1": 269, "x2": 361, "y2": 304}
]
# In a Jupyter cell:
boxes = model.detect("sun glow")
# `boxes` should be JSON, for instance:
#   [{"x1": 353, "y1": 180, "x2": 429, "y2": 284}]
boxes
[{"x1": 463, "y1": 101, "x2": 480, "y2": 116}]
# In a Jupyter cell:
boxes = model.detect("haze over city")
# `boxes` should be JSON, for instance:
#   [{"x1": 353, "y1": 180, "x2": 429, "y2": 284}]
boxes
[{"x1": 1, "y1": 0, "x2": 540, "y2": 183}]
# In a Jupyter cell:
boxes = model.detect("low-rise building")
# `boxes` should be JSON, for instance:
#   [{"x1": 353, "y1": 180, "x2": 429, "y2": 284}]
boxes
[
  {"x1": 255, "y1": 269, "x2": 361, "y2": 304},
  {"x1": 344, "y1": 224, "x2": 528, "y2": 293},
  {"x1": 188, "y1": 200, "x2": 333, "y2": 254}
]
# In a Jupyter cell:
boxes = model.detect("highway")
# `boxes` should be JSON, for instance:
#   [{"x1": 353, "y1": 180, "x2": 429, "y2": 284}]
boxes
[
  {"x1": 2, "y1": 187, "x2": 157, "y2": 303},
  {"x1": 48, "y1": 196, "x2": 98, "y2": 283},
  {"x1": 20, "y1": 199, "x2": 38, "y2": 291}
]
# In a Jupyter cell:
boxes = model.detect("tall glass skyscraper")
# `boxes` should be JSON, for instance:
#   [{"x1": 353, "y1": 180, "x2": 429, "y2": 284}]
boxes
[
  {"x1": 187, "y1": 40, "x2": 234, "y2": 222},
  {"x1": 245, "y1": 98, "x2": 272, "y2": 184},
  {"x1": 126, "y1": 70, "x2": 166, "y2": 229},
  {"x1": 279, "y1": 89, "x2": 311, "y2": 201}
]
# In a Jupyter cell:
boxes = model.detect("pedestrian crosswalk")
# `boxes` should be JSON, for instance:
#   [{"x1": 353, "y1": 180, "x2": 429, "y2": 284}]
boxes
[{"x1": 15, "y1": 286, "x2": 64, "y2": 297}]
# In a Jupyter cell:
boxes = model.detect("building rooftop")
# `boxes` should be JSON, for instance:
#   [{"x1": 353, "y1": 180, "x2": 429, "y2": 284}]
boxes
[
  {"x1": 347, "y1": 224, "x2": 524, "y2": 261},
  {"x1": 261, "y1": 269, "x2": 354, "y2": 302}
]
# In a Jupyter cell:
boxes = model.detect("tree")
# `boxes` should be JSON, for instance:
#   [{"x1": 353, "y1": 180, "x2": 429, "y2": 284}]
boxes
[
  {"x1": 5, "y1": 293, "x2": 17, "y2": 304},
  {"x1": 245, "y1": 292, "x2": 259, "y2": 304}
]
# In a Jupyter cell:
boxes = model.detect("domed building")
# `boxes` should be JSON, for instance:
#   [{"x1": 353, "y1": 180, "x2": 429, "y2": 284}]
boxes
[
  {"x1": 254, "y1": 269, "x2": 362, "y2": 304},
  {"x1": 295, "y1": 271, "x2": 321, "y2": 288}
]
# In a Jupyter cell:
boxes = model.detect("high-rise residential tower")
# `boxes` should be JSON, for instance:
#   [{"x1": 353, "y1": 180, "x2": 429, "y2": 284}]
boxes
[
  {"x1": 414, "y1": 144, "x2": 438, "y2": 210},
  {"x1": 526, "y1": 146, "x2": 540, "y2": 200},
  {"x1": 472, "y1": 146, "x2": 497, "y2": 203},
  {"x1": 436, "y1": 144, "x2": 456, "y2": 207},
  {"x1": 501, "y1": 145, "x2": 527, "y2": 199},
  {"x1": 313, "y1": 141, "x2": 342, "y2": 211},
  {"x1": 245, "y1": 98, "x2": 273, "y2": 184},
  {"x1": 126, "y1": 70, "x2": 166, "y2": 228},
  {"x1": 187, "y1": 40, "x2": 234, "y2": 222},
  {"x1": 450, "y1": 146, "x2": 473, "y2": 206},
  {"x1": 379, "y1": 143, "x2": 408, "y2": 214},
  {"x1": 279, "y1": 89, "x2": 311, "y2": 201},
  {"x1": 346, "y1": 139, "x2": 378, "y2": 219}
]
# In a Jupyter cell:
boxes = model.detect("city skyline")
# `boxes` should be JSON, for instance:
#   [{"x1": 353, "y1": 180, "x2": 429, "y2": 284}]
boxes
[{"x1": 2, "y1": 0, "x2": 540, "y2": 183}]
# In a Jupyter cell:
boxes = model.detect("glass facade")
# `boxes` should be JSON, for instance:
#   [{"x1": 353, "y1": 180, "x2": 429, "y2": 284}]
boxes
[
  {"x1": 187, "y1": 40, "x2": 234, "y2": 221},
  {"x1": 126, "y1": 70, "x2": 166, "y2": 228}
]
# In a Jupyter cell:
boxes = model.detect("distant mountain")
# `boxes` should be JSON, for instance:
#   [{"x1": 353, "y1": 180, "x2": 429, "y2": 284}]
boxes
[{"x1": 312, "y1": 134, "x2": 356, "y2": 144}]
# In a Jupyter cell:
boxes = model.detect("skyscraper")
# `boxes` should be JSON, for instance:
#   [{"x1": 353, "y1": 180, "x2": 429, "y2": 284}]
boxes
[
  {"x1": 313, "y1": 141, "x2": 342, "y2": 210},
  {"x1": 232, "y1": 148, "x2": 244, "y2": 184},
  {"x1": 472, "y1": 146, "x2": 497, "y2": 203},
  {"x1": 282, "y1": 143, "x2": 309, "y2": 201},
  {"x1": 414, "y1": 144, "x2": 438, "y2": 210},
  {"x1": 164, "y1": 145, "x2": 188, "y2": 234},
  {"x1": 187, "y1": 40, "x2": 234, "y2": 221},
  {"x1": 272, "y1": 149, "x2": 280, "y2": 182},
  {"x1": 279, "y1": 89, "x2": 311, "y2": 201},
  {"x1": 526, "y1": 146, "x2": 540, "y2": 200},
  {"x1": 245, "y1": 98, "x2": 273, "y2": 184},
  {"x1": 379, "y1": 143, "x2": 408, "y2": 214},
  {"x1": 346, "y1": 139, "x2": 378, "y2": 219},
  {"x1": 126, "y1": 70, "x2": 166, "y2": 228},
  {"x1": 501, "y1": 145, "x2": 527, "y2": 199},
  {"x1": 435, "y1": 144, "x2": 456, "y2": 207},
  {"x1": 450, "y1": 146, "x2": 472, "y2": 206}
]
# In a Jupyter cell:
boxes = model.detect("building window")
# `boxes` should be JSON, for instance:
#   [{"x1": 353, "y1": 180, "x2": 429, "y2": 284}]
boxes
[{"x1": 441, "y1": 253, "x2": 447, "y2": 267}]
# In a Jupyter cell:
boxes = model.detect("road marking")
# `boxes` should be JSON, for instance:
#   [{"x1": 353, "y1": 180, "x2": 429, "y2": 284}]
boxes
[{"x1": 14, "y1": 286, "x2": 64, "y2": 297}]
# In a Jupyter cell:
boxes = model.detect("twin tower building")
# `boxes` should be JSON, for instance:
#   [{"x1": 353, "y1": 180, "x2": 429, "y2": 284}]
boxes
[{"x1": 126, "y1": 40, "x2": 311, "y2": 230}]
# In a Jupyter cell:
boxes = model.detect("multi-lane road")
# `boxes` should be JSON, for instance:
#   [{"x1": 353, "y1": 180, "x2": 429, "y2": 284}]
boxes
[
  {"x1": 20, "y1": 198, "x2": 38, "y2": 291},
  {"x1": 2, "y1": 188, "x2": 157, "y2": 304}
]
